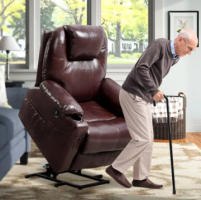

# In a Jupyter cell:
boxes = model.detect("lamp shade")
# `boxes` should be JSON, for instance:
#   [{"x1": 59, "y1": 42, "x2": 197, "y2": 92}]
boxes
[{"x1": 0, "y1": 36, "x2": 21, "y2": 51}]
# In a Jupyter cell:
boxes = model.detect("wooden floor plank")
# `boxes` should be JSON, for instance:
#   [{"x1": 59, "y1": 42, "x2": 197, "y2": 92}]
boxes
[
  {"x1": 190, "y1": 133, "x2": 201, "y2": 141},
  {"x1": 154, "y1": 137, "x2": 188, "y2": 143},
  {"x1": 185, "y1": 133, "x2": 191, "y2": 143},
  {"x1": 154, "y1": 132, "x2": 201, "y2": 169},
  {"x1": 185, "y1": 133, "x2": 201, "y2": 149},
  {"x1": 154, "y1": 132, "x2": 201, "y2": 149}
]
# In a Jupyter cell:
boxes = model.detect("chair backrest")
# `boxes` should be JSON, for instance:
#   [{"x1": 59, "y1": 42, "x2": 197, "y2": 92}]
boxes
[
  {"x1": 35, "y1": 30, "x2": 53, "y2": 87},
  {"x1": 35, "y1": 25, "x2": 108, "y2": 103}
]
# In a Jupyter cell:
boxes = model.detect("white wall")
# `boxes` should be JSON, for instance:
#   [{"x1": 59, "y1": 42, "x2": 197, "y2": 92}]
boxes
[
  {"x1": 155, "y1": 0, "x2": 201, "y2": 132},
  {"x1": 23, "y1": 81, "x2": 35, "y2": 88}
]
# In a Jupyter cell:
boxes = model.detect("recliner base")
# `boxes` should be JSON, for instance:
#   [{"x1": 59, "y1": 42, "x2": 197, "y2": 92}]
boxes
[{"x1": 25, "y1": 163, "x2": 110, "y2": 190}]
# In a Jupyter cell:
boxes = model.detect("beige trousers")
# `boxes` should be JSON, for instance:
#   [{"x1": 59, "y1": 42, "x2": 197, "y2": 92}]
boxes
[{"x1": 112, "y1": 88, "x2": 154, "y2": 180}]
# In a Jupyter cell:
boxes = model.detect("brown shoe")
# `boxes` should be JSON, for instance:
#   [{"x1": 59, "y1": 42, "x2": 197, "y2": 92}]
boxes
[
  {"x1": 105, "y1": 165, "x2": 132, "y2": 188},
  {"x1": 132, "y1": 178, "x2": 163, "y2": 189}
]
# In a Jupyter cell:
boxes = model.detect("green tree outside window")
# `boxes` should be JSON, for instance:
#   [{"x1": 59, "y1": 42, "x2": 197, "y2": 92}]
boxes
[
  {"x1": 0, "y1": 0, "x2": 26, "y2": 64},
  {"x1": 102, "y1": 0, "x2": 148, "y2": 64}
]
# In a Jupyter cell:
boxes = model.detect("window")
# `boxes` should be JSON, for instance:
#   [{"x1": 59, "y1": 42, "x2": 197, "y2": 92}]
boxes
[
  {"x1": 101, "y1": 0, "x2": 148, "y2": 65},
  {"x1": 0, "y1": 0, "x2": 27, "y2": 67},
  {"x1": 40, "y1": 0, "x2": 87, "y2": 35},
  {"x1": 3, "y1": 0, "x2": 153, "y2": 81}
]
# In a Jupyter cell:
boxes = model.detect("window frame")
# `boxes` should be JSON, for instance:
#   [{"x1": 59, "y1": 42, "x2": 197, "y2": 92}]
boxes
[
  {"x1": 10, "y1": 0, "x2": 155, "y2": 81},
  {"x1": 5, "y1": 0, "x2": 29, "y2": 70},
  {"x1": 101, "y1": 0, "x2": 154, "y2": 70},
  {"x1": 10, "y1": 0, "x2": 40, "y2": 77}
]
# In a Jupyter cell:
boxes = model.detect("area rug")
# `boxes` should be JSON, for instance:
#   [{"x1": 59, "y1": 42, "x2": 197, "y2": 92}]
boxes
[{"x1": 1, "y1": 142, "x2": 201, "y2": 200}]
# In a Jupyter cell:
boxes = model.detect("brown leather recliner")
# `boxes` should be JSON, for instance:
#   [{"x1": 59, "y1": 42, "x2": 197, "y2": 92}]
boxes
[{"x1": 19, "y1": 25, "x2": 131, "y2": 189}]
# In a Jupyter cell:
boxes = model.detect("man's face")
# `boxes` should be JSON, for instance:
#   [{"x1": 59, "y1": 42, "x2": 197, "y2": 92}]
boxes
[{"x1": 175, "y1": 37, "x2": 197, "y2": 57}]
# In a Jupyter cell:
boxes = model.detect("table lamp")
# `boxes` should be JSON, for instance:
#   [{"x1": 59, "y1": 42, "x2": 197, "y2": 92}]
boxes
[{"x1": 0, "y1": 36, "x2": 21, "y2": 82}]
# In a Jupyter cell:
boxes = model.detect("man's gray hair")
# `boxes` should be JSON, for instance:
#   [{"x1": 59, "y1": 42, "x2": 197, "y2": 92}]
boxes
[{"x1": 177, "y1": 29, "x2": 191, "y2": 40}]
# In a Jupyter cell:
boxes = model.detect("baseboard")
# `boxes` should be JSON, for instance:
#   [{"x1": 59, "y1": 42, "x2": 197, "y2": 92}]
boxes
[{"x1": 186, "y1": 121, "x2": 201, "y2": 132}]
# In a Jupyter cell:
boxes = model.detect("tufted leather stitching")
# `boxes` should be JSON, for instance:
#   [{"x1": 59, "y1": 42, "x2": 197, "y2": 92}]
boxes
[{"x1": 40, "y1": 82, "x2": 83, "y2": 116}]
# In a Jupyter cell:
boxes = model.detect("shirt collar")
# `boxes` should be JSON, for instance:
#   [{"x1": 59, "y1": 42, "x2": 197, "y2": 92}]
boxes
[{"x1": 170, "y1": 40, "x2": 179, "y2": 59}]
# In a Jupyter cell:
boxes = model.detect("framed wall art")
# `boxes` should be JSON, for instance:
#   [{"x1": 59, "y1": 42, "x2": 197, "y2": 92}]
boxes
[{"x1": 168, "y1": 11, "x2": 199, "y2": 47}]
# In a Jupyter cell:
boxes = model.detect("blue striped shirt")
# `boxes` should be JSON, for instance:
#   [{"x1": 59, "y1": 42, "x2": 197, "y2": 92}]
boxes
[{"x1": 170, "y1": 40, "x2": 179, "y2": 59}]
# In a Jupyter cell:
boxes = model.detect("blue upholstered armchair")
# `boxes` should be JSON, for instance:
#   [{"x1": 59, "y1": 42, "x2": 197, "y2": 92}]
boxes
[{"x1": 0, "y1": 87, "x2": 31, "y2": 181}]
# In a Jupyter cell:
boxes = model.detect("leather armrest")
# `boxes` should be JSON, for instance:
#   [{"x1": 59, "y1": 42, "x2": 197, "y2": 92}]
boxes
[
  {"x1": 22, "y1": 80, "x2": 87, "y2": 133},
  {"x1": 95, "y1": 78, "x2": 124, "y2": 118},
  {"x1": 19, "y1": 81, "x2": 88, "y2": 172},
  {"x1": 40, "y1": 80, "x2": 83, "y2": 116}
]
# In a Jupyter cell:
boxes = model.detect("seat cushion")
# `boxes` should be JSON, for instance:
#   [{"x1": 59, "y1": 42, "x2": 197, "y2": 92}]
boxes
[
  {"x1": 80, "y1": 101, "x2": 116, "y2": 122},
  {"x1": 0, "y1": 108, "x2": 24, "y2": 149},
  {"x1": 80, "y1": 117, "x2": 131, "y2": 154}
]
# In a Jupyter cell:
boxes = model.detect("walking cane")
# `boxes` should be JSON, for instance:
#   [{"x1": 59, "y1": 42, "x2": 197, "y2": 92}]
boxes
[{"x1": 153, "y1": 95, "x2": 176, "y2": 195}]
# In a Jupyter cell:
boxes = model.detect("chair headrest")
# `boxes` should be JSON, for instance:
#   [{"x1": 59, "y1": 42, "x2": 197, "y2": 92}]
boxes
[{"x1": 64, "y1": 25, "x2": 105, "y2": 61}]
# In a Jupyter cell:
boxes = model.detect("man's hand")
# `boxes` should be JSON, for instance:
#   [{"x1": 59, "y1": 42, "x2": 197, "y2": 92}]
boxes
[{"x1": 153, "y1": 91, "x2": 164, "y2": 102}]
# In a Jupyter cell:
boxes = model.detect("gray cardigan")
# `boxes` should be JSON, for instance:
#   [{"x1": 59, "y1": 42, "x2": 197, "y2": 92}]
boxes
[{"x1": 122, "y1": 38, "x2": 180, "y2": 103}]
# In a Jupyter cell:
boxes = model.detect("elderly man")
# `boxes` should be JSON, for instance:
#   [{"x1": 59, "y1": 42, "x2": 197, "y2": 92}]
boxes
[{"x1": 106, "y1": 29, "x2": 198, "y2": 188}]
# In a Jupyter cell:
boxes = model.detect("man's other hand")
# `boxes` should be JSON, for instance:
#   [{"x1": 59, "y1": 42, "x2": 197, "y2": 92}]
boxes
[{"x1": 153, "y1": 91, "x2": 164, "y2": 102}]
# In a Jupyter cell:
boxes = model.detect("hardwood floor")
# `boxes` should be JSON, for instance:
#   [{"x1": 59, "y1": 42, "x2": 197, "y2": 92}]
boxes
[{"x1": 154, "y1": 132, "x2": 201, "y2": 149}]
